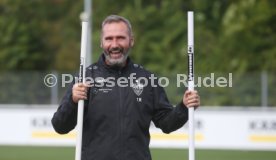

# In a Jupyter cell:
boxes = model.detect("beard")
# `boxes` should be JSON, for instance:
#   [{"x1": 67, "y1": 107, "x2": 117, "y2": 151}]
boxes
[{"x1": 103, "y1": 47, "x2": 130, "y2": 68}]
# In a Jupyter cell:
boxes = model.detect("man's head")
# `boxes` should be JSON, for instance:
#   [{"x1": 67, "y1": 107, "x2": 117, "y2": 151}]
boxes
[{"x1": 101, "y1": 15, "x2": 134, "y2": 68}]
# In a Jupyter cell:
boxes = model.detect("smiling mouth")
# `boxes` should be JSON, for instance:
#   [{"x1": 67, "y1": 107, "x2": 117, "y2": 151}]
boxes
[
  {"x1": 109, "y1": 48, "x2": 123, "y2": 59},
  {"x1": 110, "y1": 52, "x2": 122, "y2": 59}
]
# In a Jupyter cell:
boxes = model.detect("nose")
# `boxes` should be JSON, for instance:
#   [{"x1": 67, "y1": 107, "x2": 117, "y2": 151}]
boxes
[{"x1": 110, "y1": 39, "x2": 119, "y2": 48}]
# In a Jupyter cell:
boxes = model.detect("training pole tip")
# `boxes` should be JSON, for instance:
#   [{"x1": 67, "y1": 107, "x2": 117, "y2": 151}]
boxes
[{"x1": 80, "y1": 12, "x2": 90, "y2": 22}]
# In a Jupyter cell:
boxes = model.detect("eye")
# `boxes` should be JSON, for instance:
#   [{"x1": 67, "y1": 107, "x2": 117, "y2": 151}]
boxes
[
  {"x1": 117, "y1": 36, "x2": 126, "y2": 40},
  {"x1": 104, "y1": 37, "x2": 112, "y2": 41}
]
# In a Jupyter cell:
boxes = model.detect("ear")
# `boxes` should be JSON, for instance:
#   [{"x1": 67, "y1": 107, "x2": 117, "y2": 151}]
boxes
[
  {"x1": 130, "y1": 37, "x2": 134, "y2": 47},
  {"x1": 100, "y1": 34, "x2": 104, "y2": 48},
  {"x1": 100, "y1": 40, "x2": 103, "y2": 48}
]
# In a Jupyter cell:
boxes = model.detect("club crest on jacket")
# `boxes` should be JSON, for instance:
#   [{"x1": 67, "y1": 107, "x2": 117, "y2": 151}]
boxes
[{"x1": 131, "y1": 81, "x2": 144, "y2": 96}]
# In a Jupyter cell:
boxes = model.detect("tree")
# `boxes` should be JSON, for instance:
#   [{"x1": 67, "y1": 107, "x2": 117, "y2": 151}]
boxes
[{"x1": 0, "y1": 0, "x2": 53, "y2": 70}]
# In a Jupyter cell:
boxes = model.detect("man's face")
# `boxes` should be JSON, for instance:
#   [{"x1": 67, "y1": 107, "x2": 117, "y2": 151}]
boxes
[{"x1": 101, "y1": 22, "x2": 134, "y2": 67}]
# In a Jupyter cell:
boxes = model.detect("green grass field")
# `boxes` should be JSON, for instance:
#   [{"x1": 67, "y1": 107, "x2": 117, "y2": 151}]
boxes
[{"x1": 0, "y1": 146, "x2": 275, "y2": 160}]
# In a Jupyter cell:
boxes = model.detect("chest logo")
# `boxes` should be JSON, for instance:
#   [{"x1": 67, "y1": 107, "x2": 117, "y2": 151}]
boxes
[{"x1": 131, "y1": 81, "x2": 144, "y2": 96}]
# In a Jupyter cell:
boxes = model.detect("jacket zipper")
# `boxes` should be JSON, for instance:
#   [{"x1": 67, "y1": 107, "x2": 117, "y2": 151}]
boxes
[{"x1": 118, "y1": 70, "x2": 124, "y2": 160}]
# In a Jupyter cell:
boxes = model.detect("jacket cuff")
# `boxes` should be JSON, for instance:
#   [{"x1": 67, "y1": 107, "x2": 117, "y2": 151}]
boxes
[
  {"x1": 175, "y1": 101, "x2": 188, "y2": 116},
  {"x1": 65, "y1": 93, "x2": 78, "y2": 112}
]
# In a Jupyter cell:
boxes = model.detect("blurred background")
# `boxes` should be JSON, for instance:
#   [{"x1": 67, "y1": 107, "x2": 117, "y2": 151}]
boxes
[{"x1": 0, "y1": 0, "x2": 276, "y2": 160}]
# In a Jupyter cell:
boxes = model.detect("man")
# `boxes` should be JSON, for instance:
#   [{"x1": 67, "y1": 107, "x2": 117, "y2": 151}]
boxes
[{"x1": 52, "y1": 15, "x2": 200, "y2": 160}]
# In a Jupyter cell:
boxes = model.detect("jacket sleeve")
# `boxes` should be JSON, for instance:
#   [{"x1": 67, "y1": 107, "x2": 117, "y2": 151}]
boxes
[
  {"x1": 152, "y1": 84, "x2": 188, "y2": 134},
  {"x1": 51, "y1": 82, "x2": 78, "y2": 134}
]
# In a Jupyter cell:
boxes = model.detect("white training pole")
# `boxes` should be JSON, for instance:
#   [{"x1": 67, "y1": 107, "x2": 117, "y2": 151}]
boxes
[
  {"x1": 75, "y1": 20, "x2": 89, "y2": 160},
  {"x1": 187, "y1": 11, "x2": 195, "y2": 160},
  {"x1": 84, "y1": 0, "x2": 92, "y2": 67}
]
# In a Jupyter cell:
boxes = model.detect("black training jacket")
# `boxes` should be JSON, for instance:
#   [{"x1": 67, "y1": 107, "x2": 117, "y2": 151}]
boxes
[{"x1": 52, "y1": 54, "x2": 188, "y2": 160}]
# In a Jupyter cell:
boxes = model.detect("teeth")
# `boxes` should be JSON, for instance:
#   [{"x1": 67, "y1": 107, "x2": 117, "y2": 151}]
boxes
[
  {"x1": 110, "y1": 48, "x2": 122, "y2": 53},
  {"x1": 110, "y1": 51, "x2": 121, "y2": 54}
]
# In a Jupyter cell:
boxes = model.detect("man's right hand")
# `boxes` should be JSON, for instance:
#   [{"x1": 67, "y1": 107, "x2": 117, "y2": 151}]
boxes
[{"x1": 72, "y1": 83, "x2": 89, "y2": 103}]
